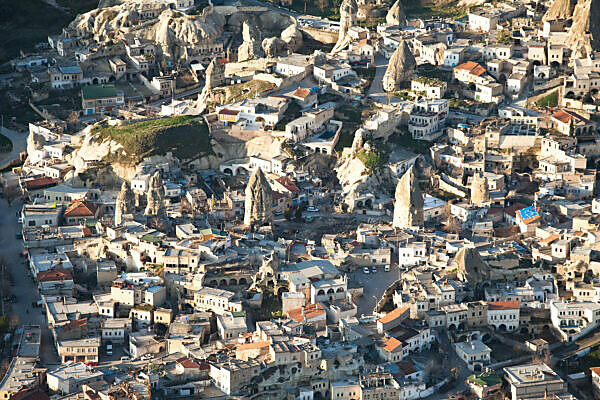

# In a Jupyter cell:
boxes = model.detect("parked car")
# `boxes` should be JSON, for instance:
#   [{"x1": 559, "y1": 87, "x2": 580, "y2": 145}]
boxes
[
  {"x1": 15, "y1": 232, "x2": 22, "y2": 239},
  {"x1": 141, "y1": 353, "x2": 154, "y2": 360},
  {"x1": 306, "y1": 206, "x2": 319, "y2": 212},
  {"x1": 371, "y1": 266, "x2": 377, "y2": 273},
  {"x1": 17, "y1": 217, "x2": 22, "y2": 224},
  {"x1": 363, "y1": 267, "x2": 369, "y2": 274},
  {"x1": 384, "y1": 265, "x2": 390, "y2": 272},
  {"x1": 120, "y1": 356, "x2": 130, "y2": 361}
]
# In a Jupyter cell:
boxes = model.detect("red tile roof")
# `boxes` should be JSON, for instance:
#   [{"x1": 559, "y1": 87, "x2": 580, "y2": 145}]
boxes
[
  {"x1": 176, "y1": 357, "x2": 201, "y2": 368},
  {"x1": 378, "y1": 307, "x2": 410, "y2": 324},
  {"x1": 63, "y1": 200, "x2": 98, "y2": 218},
  {"x1": 37, "y1": 268, "x2": 73, "y2": 282},
  {"x1": 24, "y1": 177, "x2": 56, "y2": 190},
  {"x1": 275, "y1": 177, "x2": 299, "y2": 193},
  {"x1": 382, "y1": 337, "x2": 403, "y2": 352},
  {"x1": 288, "y1": 303, "x2": 325, "y2": 322},
  {"x1": 488, "y1": 300, "x2": 519, "y2": 310},
  {"x1": 455, "y1": 61, "x2": 486, "y2": 76},
  {"x1": 292, "y1": 88, "x2": 311, "y2": 99},
  {"x1": 219, "y1": 108, "x2": 240, "y2": 116}
]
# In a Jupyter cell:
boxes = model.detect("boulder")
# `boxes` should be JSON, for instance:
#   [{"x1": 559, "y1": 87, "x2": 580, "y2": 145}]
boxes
[
  {"x1": 262, "y1": 37, "x2": 288, "y2": 58},
  {"x1": 281, "y1": 24, "x2": 303, "y2": 52}
]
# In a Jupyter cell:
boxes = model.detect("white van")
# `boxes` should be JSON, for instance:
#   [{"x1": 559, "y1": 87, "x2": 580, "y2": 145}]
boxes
[{"x1": 384, "y1": 265, "x2": 390, "y2": 272}]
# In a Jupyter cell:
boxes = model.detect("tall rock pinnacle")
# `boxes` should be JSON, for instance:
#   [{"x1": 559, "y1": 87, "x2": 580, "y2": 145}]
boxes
[
  {"x1": 115, "y1": 181, "x2": 135, "y2": 226},
  {"x1": 244, "y1": 168, "x2": 273, "y2": 228},
  {"x1": 383, "y1": 40, "x2": 416, "y2": 92},
  {"x1": 393, "y1": 166, "x2": 424, "y2": 229}
]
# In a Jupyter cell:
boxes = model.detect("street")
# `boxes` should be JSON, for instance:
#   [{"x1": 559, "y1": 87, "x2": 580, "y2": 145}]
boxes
[
  {"x1": 0, "y1": 126, "x2": 28, "y2": 166},
  {"x1": 0, "y1": 198, "x2": 59, "y2": 366},
  {"x1": 351, "y1": 266, "x2": 401, "y2": 317}
]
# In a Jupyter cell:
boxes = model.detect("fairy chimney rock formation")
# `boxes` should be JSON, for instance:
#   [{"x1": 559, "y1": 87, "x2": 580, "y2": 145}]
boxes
[
  {"x1": 543, "y1": 0, "x2": 576, "y2": 21},
  {"x1": 383, "y1": 40, "x2": 416, "y2": 92},
  {"x1": 470, "y1": 172, "x2": 490, "y2": 206},
  {"x1": 244, "y1": 168, "x2": 273, "y2": 228},
  {"x1": 568, "y1": 0, "x2": 600, "y2": 57},
  {"x1": 386, "y1": 0, "x2": 407, "y2": 27},
  {"x1": 115, "y1": 181, "x2": 135, "y2": 226},
  {"x1": 393, "y1": 166, "x2": 424, "y2": 229},
  {"x1": 145, "y1": 171, "x2": 166, "y2": 218},
  {"x1": 332, "y1": 0, "x2": 358, "y2": 53}
]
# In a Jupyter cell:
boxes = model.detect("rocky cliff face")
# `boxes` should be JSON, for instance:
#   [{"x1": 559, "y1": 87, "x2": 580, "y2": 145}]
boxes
[
  {"x1": 392, "y1": 166, "x2": 424, "y2": 229},
  {"x1": 69, "y1": 2, "x2": 226, "y2": 57},
  {"x1": 543, "y1": 0, "x2": 577, "y2": 21},
  {"x1": 244, "y1": 168, "x2": 273, "y2": 227},
  {"x1": 383, "y1": 40, "x2": 416, "y2": 92},
  {"x1": 568, "y1": 0, "x2": 600, "y2": 57},
  {"x1": 145, "y1": 170, "x2": 166, "y2": 217},
  {"x1": 335, "y1": 144, "x2": 396, "y2": 212},
  {"x1": 64, "y1": 120, "x2": 282, "y2": 186},
  {"x1": 386, "y1": 0, "x2": 407, "y2": 26}
]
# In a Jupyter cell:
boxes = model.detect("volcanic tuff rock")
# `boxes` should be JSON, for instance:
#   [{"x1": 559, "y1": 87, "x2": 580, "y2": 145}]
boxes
[
  {"x1": 69, "y1": 2, "x2": 226, "y2": 58},
  {"x1": 332, "y1": 0, "x2": 358, "y2": 53},
  {"x1": 262, "y1": 37, "x2": 287, "y2": 58},
  {"x1": 386, "y1": 0, "x2": 407, "y2": 27},
  {"x1": 568, "y1": 0, "x2": 600, "y2": 57},
  {"x1": 470, "y1": 172, "x2": 490, "y2": 207},
  {"x1": 393, "y1": 166, "x2": 424, "y2": 229},
  {"x1": 281, "y1": 24, "x2": 303, "y2": 52},
  {"x1": 115, "y1": 181, "x2": 135, "y2": 226},
  {"x1": 145, "y1": 171, "x2": 166, "y2": 217},
  {"x1": 543, "y1": 0, "x2": 577, "y2": 21},
  {"x1": 244, "y1": 168, "x2": 273, "y2": 227},
  {"x1": 383, "y1": 40, "x2": 416, "y2": 92},
  {"x1": 238, "y1": 20, "x2": 263, "y2": 61},
  {"x1": 455, "y1": 246, "x2": 489, "y2": 285}
]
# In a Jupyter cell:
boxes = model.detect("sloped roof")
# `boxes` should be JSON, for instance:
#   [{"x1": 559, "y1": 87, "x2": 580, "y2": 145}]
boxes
[
  {"x1": 488, "y1": 300, "x2": 519, "y2": 310},
  {"x1": 382, "y1": 337, "x2": 403, "y2": 352},
  {"x1": 63, "y1": 200, "x2": 98, "y2": 218},
  {"x1": 377, "y1": 307, "x2": 409, "y2": 324},
  {"x1": 37, "y1": 268, "x2": 73, "y2": 282}
]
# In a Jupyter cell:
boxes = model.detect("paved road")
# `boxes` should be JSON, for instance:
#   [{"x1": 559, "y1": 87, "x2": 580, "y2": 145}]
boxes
[
  {"x1": 0, "y1": 198, "x2": 59, "y2": 365},
  {"x1": 350, "y1": 266, "x2": 401, "y2": 317},
  {"x1": 0, "y1": 126, "x2": 27, "y2": 165}
]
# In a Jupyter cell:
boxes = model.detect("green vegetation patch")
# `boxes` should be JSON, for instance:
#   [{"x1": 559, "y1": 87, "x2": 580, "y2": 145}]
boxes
[
  {"x1": 536, "y1": 91, "x2": 558, "y2": 108},
  {"x1": 404, "y1": 0, "x2": 467, "y2": 19},
  {"x1": 93, "y1": 116, "x2": 212, "y2": 164},
  {"x1": 356, "y1": 149, "x2": 386, "y2": 172},
  {"x1": 468, "y1": 372, "x2": 502, "y2": 387}
]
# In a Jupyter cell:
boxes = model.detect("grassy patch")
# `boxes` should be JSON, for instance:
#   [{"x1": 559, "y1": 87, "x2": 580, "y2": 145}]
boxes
[
  {"x1": 404, "y1": 0, "x2": 467, "y2": 19},
  {"x1": 536, "y1": 91, "x2": 558, "y2": 108},
  {"x1": 93, "y1": 116, "x2": 212, "y2": 164},
  {"x1": 217, "y1": 80, "x2": 275, "y2": 104},
  {"x1": 356, "y1": 149, "x2": 386, "y2": 172}
]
